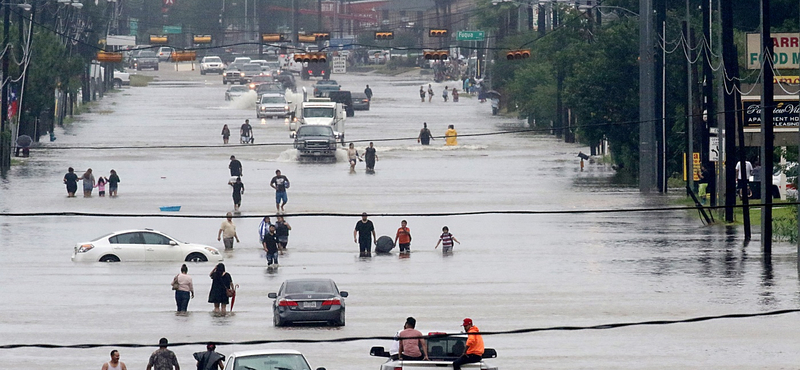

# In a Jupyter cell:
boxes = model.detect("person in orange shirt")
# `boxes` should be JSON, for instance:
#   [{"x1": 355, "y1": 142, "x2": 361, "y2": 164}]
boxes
[
  {"x1": 453, "y1": 318, "x2": 484, "y2": 370},
  {"x1": 394, "y1": 220, "x2": 412, "y2": 253}
]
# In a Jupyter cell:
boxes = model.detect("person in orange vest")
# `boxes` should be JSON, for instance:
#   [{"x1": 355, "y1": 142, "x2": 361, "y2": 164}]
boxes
[{"x1": 453, "y1": 318, "x2": 484, "y2": 370}]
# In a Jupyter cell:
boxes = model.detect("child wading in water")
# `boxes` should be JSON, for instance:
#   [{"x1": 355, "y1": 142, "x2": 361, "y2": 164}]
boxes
[
  {"x1": 96, "y1": 177, "x2": 107, "y2": 197},
  {"x1": 435, "y1": 226, "x2": 460, "y2": 253}
]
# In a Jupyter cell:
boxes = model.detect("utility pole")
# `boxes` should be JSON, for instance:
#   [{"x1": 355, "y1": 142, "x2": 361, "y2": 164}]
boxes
[
  {"x1": 684, "y1": 11, "x2": 694, "y2": 197},
  {"x1": 1, "y1": 3, "x2": 10, "y2": 170},
  {"x1": 701, "y1": 0, "x2": 715, "y2": 206},
  {"x1": 655, "y1": 0, "x2": 665, "y2": 193},
  {"x1": 720, "y1": 0, "x2": 738, "y2": 222},
  {"x1": 760, "y1": 0, "x2": 774, "y2": 254},
  {"x1": 639, "y1": 0, "x2": 657, "y2": 193}
]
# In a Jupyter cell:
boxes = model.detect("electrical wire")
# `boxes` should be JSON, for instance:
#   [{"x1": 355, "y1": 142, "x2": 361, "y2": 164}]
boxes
[
  {"x1": 2, "y1": 202, "x2": 798, "y2": 219},
  {"x1": 0, "y1": 308, "x2": 797, "y2": 349}
]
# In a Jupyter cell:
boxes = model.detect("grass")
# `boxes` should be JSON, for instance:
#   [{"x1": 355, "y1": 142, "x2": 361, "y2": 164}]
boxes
[{"x1": 130, "y1": 75, "x2": 154, "y2": 87}]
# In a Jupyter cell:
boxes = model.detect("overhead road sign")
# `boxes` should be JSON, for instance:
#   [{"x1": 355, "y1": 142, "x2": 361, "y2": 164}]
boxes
[{"x1": 456, "y1": 31, "x2": 485, "y2": 41}]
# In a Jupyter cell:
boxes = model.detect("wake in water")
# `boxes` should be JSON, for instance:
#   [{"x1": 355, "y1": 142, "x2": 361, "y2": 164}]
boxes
[
  {"x1": 219, "y1": 91, "x2": 257, "y2": 110},
  {"x1": 275, "y1": 148, "x2": 349, "y2": 163}
]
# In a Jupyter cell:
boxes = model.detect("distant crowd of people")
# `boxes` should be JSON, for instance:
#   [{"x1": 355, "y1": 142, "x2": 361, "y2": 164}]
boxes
[{"x1": 62, "y1": 167, "x2": 120, "y2": 198}]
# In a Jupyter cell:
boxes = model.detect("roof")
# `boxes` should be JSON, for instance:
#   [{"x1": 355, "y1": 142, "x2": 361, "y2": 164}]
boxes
[
  {"x1": 229, "y1": 349, "x2": 304, "y2": 358},
  {"x1": 379, "y1": 0, "x2": 435, "y2": 11}
]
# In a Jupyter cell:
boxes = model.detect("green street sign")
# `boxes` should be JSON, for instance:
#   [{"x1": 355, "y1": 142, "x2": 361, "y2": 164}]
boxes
[
  {"x1": 163, "y1": 25, "x2": 182, "y2": 34},
  {"x1": 457, "y1": 31, "x2": 485, "y2": 41}
]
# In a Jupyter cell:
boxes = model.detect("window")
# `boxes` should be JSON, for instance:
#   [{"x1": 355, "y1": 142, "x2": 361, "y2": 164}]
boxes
[
  {"x1": 110, "y1": 232, "x2": 143, "y2": 244},
  {"x1": 303, "y1": 107, "x2": 335, "y2": 118},
  {"x1": 142, "y1": 232, "x2": 171, "y2": 245},
  {"x1": 233, "y1": 354, "x2": 311, "y2": 370}
]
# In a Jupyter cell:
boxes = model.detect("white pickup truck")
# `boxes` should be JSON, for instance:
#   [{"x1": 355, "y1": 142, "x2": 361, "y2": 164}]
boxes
[{"x1": 370, "y1": 332, "x2": 498, "y2": 370}]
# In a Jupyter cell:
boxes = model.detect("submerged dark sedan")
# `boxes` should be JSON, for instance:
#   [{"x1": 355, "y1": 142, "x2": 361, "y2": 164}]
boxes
[{"x1": 269, "y1": 278, "x2": 348, "y2": 326}]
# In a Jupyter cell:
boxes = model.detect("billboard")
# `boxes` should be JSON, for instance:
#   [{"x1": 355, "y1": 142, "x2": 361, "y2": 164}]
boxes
[
  {"x1": 742, "y1": 96, "x2": 800, "y2": 127},
  {"x1": 747, "y1": 33, "x2": 800, "y2": 69}
]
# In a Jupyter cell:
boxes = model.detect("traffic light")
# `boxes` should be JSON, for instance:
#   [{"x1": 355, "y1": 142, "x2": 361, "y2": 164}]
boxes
[
  {"x1": 149, "y1": 35, "x2": 168, "y2": 44},
  {"x1": 261, "y1": 33, "x2": 285, "y2": 43},
  {"x1": 193, "y1": 34, "x2": 212, "y2": 44},
  {"x1": 429, "y1": 29, "x2": 449, "y2": 37},
  {"x1": 297, "y1": 34, "x2": 316, "y2": 43},
  {"x1": 423, "y1": 50, "x2": 449, "y2": 60},
  {"x1": 374, "y1": 31, "x2": 394, "y2": 40},
  {"x1": 96, "y1": 52, "x2": 123, "y2": 63},
  {"x1": 506, "y1": 49, "x2": 531, "y2": 60},
  {"x1": 313, "y1": 32, "x2": 330, "y2": 41},
  {"x1": 294, "y1": 52, "x2": 327, "y2": 63},
  {"x1": 171, "y1": 51, "x2": 197, "y2": 62}
]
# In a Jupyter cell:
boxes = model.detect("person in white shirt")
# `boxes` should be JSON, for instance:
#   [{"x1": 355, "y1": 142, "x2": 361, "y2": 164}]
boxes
[{"x1": 101, "y1": 350, "x2": 128, "y2": 370}]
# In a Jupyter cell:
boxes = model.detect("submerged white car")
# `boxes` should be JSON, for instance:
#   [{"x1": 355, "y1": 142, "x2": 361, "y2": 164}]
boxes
[
  {"x1": 72, "y1": 229, "x2": 223, "y2": 263},
  {"x1": 223, "y1": 349, "x2": 326, "y2": 370}
]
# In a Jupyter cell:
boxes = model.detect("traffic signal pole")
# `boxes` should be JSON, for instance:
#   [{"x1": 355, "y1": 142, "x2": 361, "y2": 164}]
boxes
[
  {"x1": 760, "y1": 0, "x2": 774, "y2": 254},
  {"x1": 639, "y1": 0, "x2": 657, "y2": 193}
]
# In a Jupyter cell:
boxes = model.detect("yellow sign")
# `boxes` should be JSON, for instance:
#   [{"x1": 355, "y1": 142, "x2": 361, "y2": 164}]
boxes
[{"x1": 692, "y1": 153, "x2": 700, "y2": 181}]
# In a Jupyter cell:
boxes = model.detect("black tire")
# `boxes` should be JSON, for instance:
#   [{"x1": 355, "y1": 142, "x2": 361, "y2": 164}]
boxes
[
  {"x1": 99, "y1": 255, "x2": 120, "y2": 262},
  {"x1": 185, "y1": 253, "x2": 207, "y2": 262},
  {"x1": 114, "y1": 79, "x2": 122, "y2": 89},
  {"x1": 334, "y1": 311, "x2": 345, "y2": 326},
  {"x1": 154, "y1": 66, "x2": 159, "y2": 71},
  {"x1": 223, "y1": 80, "x2": 227, "y2": 85},
  {"x1": 201, "y1": 70, "x2": 206, "y2": 75},
  {"x1": 274, "y1": 313, "x2": 285, "y2": 327},
  {"x1": 218, "y1": 71, "x2": 223, "y2": 75},
  {"x1": 340, "y1": 134, "x2": 345, "y2": 146},
  {"x1": 136, "y1": 66, "x2": 141, "y2": 71}
]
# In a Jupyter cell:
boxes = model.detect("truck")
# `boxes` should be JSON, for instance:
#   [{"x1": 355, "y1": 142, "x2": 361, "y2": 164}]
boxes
[
  {"x1": 370, "y1": 332, "x2": 498, "y2": 370},
  {"x1": 287, "y1": 91, "x2": 346, "y2": 145},
  {"x1": 291, "y1": 125, "x2": 338, "y2": 161},
  {"x1": 301, "y1": 53, "x2": 331, "y2": 80}
]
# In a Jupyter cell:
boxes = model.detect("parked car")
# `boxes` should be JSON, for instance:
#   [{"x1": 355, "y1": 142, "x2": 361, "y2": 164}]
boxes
[
  {"x1": 257, "y1": 93, "x2": 289, "y2": 119},
  {"x1": 133, "y1": 50, "x2": 159, "y2": 70},
  {"x1": 268, "y1": 278, "x2": 348, "y2": 326},
  {"x1": 113, "y1": 69, "x2": 130, "y2": 88},
  {"x1": 222, "y1": 349, "x2": 326, "y2": 370},
  {"x1": 72, "y1": 229, "x2": 223, "y2": 263},
  {"x1": 226, "y1": 85, "x2": 250, "y2": 101},
  {"x1": 157, "y1": 46, "x2": 174, "y2": 61},
  {"x1": 200, "y1": 56, "x2": 225, "y2": 75},
  {"x1": 351, "y1": 91, "x2": 370, "y2": 111}
]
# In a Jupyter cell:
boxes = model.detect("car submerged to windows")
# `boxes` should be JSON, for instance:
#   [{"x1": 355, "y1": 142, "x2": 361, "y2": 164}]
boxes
[
  {"x1": 268, "y1": 278, "x2": 348, "y2": 326},
  {"x1": 226, "y1": 85, "x2": 250, "y2": 101},
  {"x1": 72, "y1": 229, "x2": 223, "y2": 263},
  {"x1": 223, "y1": 349, "x2": 326, "y2": 370}
]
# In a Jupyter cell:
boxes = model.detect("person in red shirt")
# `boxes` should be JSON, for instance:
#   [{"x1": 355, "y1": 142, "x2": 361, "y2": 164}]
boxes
[
  {"x1": 397, "y1": 317, "x2": 429, "y2": 361},
  {"x1": 453, "y1": 318, "x2": 484, "y2": 370},
  {"x1": 394, "y1": 220, "x2": 412, "y2": 253}
]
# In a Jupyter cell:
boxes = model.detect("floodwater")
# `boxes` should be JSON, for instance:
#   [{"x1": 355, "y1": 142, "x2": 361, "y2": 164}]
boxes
[{"x1": 1, "y1": 64, "x2": 800, "y2": 370}]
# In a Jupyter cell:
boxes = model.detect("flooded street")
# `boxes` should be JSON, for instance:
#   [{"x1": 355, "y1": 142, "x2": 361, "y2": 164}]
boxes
[{"x1": 2, "y1": 65, "x2": 800, "y2": 370}]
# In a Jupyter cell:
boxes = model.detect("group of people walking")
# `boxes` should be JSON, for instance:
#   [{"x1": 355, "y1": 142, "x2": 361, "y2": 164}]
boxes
[
  {"x1": 226, "y1": 155, "x2": 290, "y2": 213},
  {"x1": 104, "y1": 338, "x2": 226, "y2": 370},
  {"x1": 417, "y1": 123, "x2": 458, "y2": 146},
  {"x1": 354, "y1": 214, "x2": 461, "y2": 257},
  {"x1": 220, "y1": 120, "x2": 254, "y2": 144},
  {"x1": 347, "y1": 142, "x2": 379, "y2": 172},
  {"x1": 62, "y1": 167, "x2": 120, "y2": 198},
  {"x1": 420, "y1": 84, "x2": 460, "y2": 103},
  {"x1": 170, "y1": 262, "x2": 235, "y2": 315}
]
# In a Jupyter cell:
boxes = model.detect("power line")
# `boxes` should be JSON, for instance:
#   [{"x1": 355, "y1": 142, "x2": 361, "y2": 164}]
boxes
[
  {"x1": 2, "y1": 202, "x2": 798, "y2": 219},
  {"x1": 1, "y1": 308, "x2": 797, "y2": 349}
]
